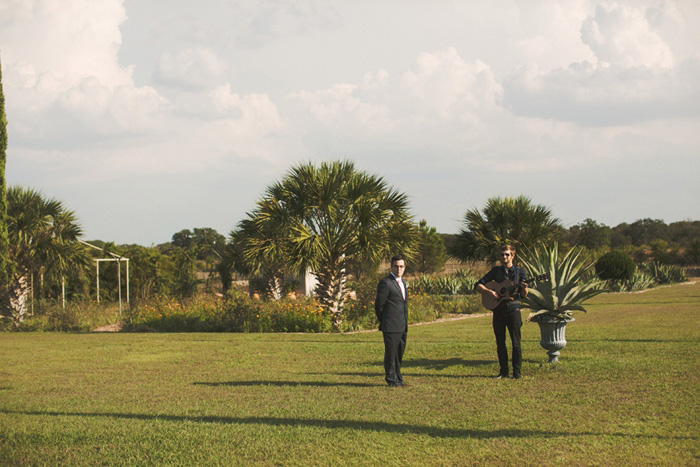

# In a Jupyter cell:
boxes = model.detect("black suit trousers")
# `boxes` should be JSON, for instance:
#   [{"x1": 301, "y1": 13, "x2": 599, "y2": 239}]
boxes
[
  {"x1": 382, "y1": 331, "x2": 406, "y2": 385},
  {"x1": 492, "y1": 307, "x2": 522, "y2": 375}
]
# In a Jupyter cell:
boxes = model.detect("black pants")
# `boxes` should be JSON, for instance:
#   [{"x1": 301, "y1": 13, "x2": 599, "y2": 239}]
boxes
[
  {"x1": 492, "y1": 307, "x2": 522, "y2": 375},
  {"x1": 383, "y1": 331, "x2": 406, "y2": 385}
]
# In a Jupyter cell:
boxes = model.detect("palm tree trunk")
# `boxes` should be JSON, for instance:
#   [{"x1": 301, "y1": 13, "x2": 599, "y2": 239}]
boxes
[
  {"x1": 314, "y1": 264, "x2": 347, "y2": 329},
  {"x1": 266, "y1": 274, "x2": 283, "y2": 301},
  {"x1": 2, "y1": 273, "x2": 30, "y2": 325}
]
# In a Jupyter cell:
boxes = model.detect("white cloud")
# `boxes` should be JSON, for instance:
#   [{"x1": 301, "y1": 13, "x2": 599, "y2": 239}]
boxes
[
  {"x1": 227, "y1": 0, "x2": 342, "y2": 48},
  {"x1": 1, "y1": 0, "x2": 297, "y2": 178},
  {"x1": 0, "y1": 0, "x2": 131, "y2": 88},
  {"x1": 503, "y1": 1, "x2": 700, "y2": 125},
  {"x1": 1, "y1": 0, "x2": 168, "y2": 152},
  {"x1": 154, "y1": 48, "x2": 226, "y2": 90},
  {"x1": 510, "y1": 0, "x2": 596, "y2": 70},
  {"x1": 289, "y1": 48, "x2": 504, "y2": 147},
  {"x1": 581, "y1": 2, "x2": 674, "y2": 68}
]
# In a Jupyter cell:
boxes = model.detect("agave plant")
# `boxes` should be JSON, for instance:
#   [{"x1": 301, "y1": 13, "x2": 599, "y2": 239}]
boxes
[
  {"x1": 613, "y1": 269, "x2": 657, "y2": 292},
  {"x1": 410, "y1": 275, "x2": 434, "y2": 294},
  {"x1": 435, "y1": 276, "x2": 462, "y2": 295},
  {"x1": 641, "y1": 262, "x2": 687, "y2": 284},
  {"x1": 519, "y1": 243, "x2": 603, "y2": 321}
]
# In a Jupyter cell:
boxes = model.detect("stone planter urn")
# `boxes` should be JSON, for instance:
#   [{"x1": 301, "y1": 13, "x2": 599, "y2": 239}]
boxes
[{"x1": 533, "y1": 316, "x2": 574, "y2": 363}]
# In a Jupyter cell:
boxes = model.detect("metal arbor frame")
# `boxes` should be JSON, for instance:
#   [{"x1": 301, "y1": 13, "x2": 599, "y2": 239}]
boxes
[{"x1": 80, "y1": 241, "x2": 130, "y2": 316}]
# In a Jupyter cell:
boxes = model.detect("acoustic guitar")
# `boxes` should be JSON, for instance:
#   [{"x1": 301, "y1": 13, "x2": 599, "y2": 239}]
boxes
[{"x1": 481, "y1": 273, "x2": 548, "y2": 311}]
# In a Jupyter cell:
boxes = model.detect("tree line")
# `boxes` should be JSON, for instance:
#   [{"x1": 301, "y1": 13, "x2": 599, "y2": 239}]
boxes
[{"x1": 2, "y1": 165, "x2": 697, "y2": 328}]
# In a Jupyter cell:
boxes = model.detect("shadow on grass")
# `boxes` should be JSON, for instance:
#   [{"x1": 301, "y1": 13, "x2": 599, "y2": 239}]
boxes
[
  {"x1": 402, "y1": 358, "x2": 492, "y2": 369},
  {"x1": 2, "y1": 409, "x2": 695, "y2": 441},
  {"x1": 193, "y1": 380, "x2": 380, "y2": 388},
  {"x1": 311, "y1": 371, "x2": 485, "y2": 380},
  {"x1": 305, "y1": 370, "x2": 534, "y2": 380},
  {"x1": 361, "y1": 358, "x2": 540, "y2": 370}
]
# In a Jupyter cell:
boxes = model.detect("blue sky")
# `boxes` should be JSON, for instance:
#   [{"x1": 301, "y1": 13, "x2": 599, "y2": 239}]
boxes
[{"x1": 2, "y1": 0, "x2": 699, "y2": 245}]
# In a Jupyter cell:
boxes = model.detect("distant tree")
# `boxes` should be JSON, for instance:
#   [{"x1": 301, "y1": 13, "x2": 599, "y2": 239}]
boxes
[
  {"x1": 440, "y1": 233, "x2": 458, "y2": 255},
  {"x1": 173, "y1": 248, "x2": 197, "y2": 298},
  {"x1": 2, "y1": 187, "x2": 89, "y2": 324},
  {"x1": 172, "y1": 228, "x2": 225, "y2": 260},
  {"x1": 623, "y1": 219, "x2": 669, "y2": 247},
  {"x1": 121, "y1": 245, "x2": 176, "y2": 301},
  {"x1": 571, "y1": 218, "x2": 611, "y2": 250},
  {"x1": 668, "y1": 221, "x2": 700, "y2": 248},
  {"x1": 0, "y1": 59, "x2": 11, "y2": 292},
  {"x1": 687, "y1": 239, "x2": 700, "y2": 265},
  {"x1": 171, "y1": 229, "x2": 194, "y2": 249},
  {"x1": 410, "y1": 220, "x2": 447, "y2": 273},
  {"x1": 171, "y1": 227, "x2": 225, "y2": 291},
  {"x1": 610, "y1": 222, "x2": 632, "y2": 249},
  {"x1": 450, "y1": 196, "x2": 562, "y2": 263},
  {"x1": 604, "y1": 219, "x2": 700, "y2": 264}
]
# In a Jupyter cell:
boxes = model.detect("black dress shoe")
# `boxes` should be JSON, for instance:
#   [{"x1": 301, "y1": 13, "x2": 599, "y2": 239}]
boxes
[{"x1": 513, "y1": 373, "x2": 521, "y2": 379}]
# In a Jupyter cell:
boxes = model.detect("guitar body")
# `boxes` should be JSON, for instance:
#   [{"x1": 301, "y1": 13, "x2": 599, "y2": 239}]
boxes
[
  {"x1": 480, "y1": 273, "x2": 548, "y2": 311},
  {"x1": 481, "y1": 280, "x2": 517, "y2": 311}
]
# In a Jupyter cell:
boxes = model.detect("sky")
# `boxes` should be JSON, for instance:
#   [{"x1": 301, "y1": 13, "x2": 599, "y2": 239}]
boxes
[{"x1": 1, "y1": 0, "x2": 699, "y2": 246}]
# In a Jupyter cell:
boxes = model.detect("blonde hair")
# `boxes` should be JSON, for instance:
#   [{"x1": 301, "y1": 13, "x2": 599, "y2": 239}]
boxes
[{"x1": 500, "y1": 244, "x2": 515, "y2": 254}]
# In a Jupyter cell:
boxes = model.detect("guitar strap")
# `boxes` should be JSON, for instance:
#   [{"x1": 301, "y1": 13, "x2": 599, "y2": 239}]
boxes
[{"x1": 510, "y1": 260, "x2": 521, "y2": 300}]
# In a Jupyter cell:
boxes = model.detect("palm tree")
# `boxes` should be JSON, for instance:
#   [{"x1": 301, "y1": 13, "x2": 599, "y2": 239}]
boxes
[
  {"x1": 232, "y1": 215, "x2": 288, "y2": 300},
  {"x1": 2, "y1": 187, "x2": 88, "y2": 324},
  {"x1": 450, "y1": 196, "x2": 563, "y2": 263},
  {"x1": 245, "y1": 161, "x2": 416, "y2": 328}
]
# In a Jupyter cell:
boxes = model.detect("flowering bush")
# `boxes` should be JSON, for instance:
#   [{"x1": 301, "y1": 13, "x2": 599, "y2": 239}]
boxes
[{"x1": 125, "y1": 292, "x2": 332, "y2": 333}]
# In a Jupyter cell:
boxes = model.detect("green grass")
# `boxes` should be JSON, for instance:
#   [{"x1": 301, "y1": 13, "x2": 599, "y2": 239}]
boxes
[{"x1": 1, "y1": 282, "x2": 699, "y2": 466}]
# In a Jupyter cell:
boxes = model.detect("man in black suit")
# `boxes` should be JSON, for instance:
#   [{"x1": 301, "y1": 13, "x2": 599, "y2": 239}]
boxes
[{"x1": 375, "y1": 254, "x2": 408, "y2": 388}]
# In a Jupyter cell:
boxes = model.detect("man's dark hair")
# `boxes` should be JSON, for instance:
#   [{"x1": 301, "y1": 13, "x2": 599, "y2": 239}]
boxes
[{"x1": 390, "y1": 254, "x2": 405, "y2": 265}]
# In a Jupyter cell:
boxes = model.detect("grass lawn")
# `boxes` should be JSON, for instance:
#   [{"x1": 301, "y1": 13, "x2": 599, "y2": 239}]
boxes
[{"x1": 1, "y1": 281, "x2": 698, "y2": 466}]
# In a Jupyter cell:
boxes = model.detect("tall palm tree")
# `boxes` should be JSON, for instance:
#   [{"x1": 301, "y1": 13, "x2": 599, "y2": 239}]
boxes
[
  {"x1": 2, "y1": 187, "x2": 88, "y2": 324},
  {"x1": 245, "y1": 161, "x2": 417, "y2": 327},
  {"x1": 450, "y1": 196, "x2": 563, "y2": 263}
]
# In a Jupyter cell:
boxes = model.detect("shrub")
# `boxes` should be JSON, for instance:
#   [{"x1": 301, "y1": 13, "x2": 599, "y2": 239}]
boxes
[
  {"x1": 640, "y1": 262, "x2": 687, "y2": 284},
  {"x1": 595, "y1": 250, "x2": 636, "y2": 281},
  {"x1": 606, "y1": 269, "x2": 657, "y2": 292},
  {"x1": 410, "y1": 270, "x2": 478, "y2": 295},
  {"x1": 344, "y1": 272, "x2": 385, "y2": 332},
  {"x1": 2, "y1": 300, "x2": 121, "y2": 332},
  {"x1": 124, "y1": 292, "x2": 332, "y2": 333}
]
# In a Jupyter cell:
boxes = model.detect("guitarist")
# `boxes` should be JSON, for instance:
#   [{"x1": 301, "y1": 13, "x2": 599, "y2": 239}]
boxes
[{"x1": 475, "y1": 244, "x2": 528, "y2": 380}]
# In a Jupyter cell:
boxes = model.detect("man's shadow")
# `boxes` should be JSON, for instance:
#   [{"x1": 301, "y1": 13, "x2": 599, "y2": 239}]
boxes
[
  {"x1": 401, "y1": 358, "x2": 492, "y2": 370},
  {"x1": 194, "y1": 380, "x2": 381, "y2": 388}
]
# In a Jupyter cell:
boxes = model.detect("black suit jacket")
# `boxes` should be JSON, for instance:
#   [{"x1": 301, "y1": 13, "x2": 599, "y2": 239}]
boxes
[{"x1": 375, "y1": 274, "x2": 408, "y2": 333}]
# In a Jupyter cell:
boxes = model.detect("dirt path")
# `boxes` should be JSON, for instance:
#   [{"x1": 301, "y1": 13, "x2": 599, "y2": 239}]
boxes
[
  {"x1": 92, "y1": 323, "x2": 123, "y2": 332},
  {"x1": 90, "y1": 313, "x2": 491, "y2": 333},
  {"x1": 343, "y1": 312, "x2": 490, "y2": 334}
]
